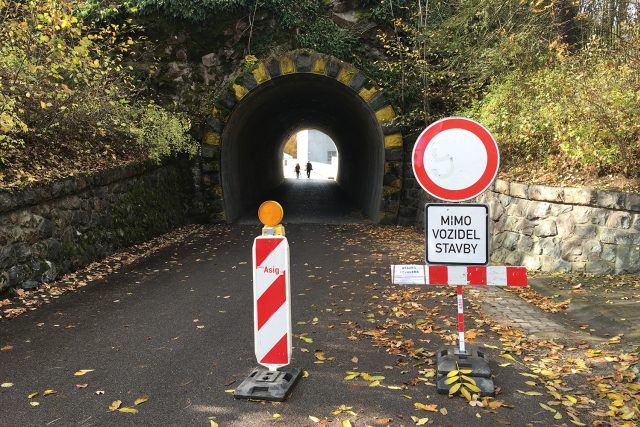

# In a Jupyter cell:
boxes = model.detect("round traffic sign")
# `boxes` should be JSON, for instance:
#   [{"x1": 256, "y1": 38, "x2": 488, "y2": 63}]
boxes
[{"x1": 412, "y1": 117, "x2": 499, "y2": 202}]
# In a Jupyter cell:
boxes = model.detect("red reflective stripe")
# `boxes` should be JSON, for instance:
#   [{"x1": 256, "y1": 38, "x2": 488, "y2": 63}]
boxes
[
  {"x1": 466, "y1": 266, "x2": 487, "y2": 285},
  {"x1": 429, "y1": 265, "x2": 448, "y2": 284},
  {"x1": 506, "y1": 266, "x2": 528, "y2": 286},
  {"x1": 255, "y1": 238, "x2": 283, "y2": 267},
  {"x1": 256, "y1": 275, "x2": 286, "y2": 329},
  {"x1": 259, "y1": 333, "x2": 288, "y2": 365}
]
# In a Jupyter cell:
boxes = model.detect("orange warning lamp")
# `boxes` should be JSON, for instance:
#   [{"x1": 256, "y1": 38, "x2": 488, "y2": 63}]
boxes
[{"x1": 258, "y1": 200, "x2": 284, "y2": 227}]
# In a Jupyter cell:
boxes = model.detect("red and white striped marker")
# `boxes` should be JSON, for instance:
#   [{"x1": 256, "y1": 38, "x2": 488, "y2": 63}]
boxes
[
  {"x1": 390, "y1": 265, "x2": 527, "y2": 287},
  {"x1": 253, "y1": 235, "x2": 292, "y2": 370}
]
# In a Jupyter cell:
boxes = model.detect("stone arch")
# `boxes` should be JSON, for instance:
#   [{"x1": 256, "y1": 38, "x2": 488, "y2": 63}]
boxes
[{"x1": 199, "y1": 51, "x2": 403, "y2": 223}]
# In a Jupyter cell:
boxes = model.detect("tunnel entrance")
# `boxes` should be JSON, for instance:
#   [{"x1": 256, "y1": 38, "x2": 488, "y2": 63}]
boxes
[
  {"x1": 200, "y1": 52, "x2": 404, "y2": 224},
  {"x1": 282, "y1": 129, "x2": 338, "y2": 181}
]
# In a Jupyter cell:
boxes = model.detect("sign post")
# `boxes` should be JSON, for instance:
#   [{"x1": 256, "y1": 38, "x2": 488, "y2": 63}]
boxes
[
  {"x1": 234, "y1": 201, "x2": 301, "y2": 402},
  {"x1": 391, "y1": 117, "x2": 528, "y2": 397}
]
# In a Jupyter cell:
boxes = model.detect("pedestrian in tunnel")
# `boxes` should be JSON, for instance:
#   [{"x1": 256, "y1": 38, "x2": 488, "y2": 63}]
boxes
[
  {"x1": 294, "y1": 163, "x2": 301, "y2": 179},
  {"x1": 306, "y1": 161, "x2": 312, "y2": 179}
]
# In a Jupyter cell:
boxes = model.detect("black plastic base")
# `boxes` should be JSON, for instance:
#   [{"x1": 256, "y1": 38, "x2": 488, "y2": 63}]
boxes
[
  {"x1": 436, "y1": 346, "x2": 495, "y2": 397},
  {"x1": 233, "y1": 366, "x2": 302, "y2": 402}
]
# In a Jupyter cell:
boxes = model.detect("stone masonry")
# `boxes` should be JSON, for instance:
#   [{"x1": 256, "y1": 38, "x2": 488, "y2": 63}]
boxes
[
  {"x1": 399, "y1": 174, "x2": 640, "y2": 274},
  {"x1": 0, "y1": 161, "x2": 193, "y2": 292}
]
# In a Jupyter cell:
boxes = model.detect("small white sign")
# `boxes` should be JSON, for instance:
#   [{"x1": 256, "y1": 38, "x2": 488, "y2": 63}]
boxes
[
  {"x1": 391, "y1": 265, "x2": 426, "y2": 285},
  {"x1": 425, "y1": 204, "x2": 488, "y2": 265}
]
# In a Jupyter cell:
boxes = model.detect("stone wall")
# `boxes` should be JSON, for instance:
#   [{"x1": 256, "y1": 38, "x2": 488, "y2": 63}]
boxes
[
  {"x1": 0, "y1": 161, "x2": 194, "y2": 292},
  {"x1": 398, "y1": 172, "x2": 640, "y2": 274},
  {"x1": 476, "y1": 180, "x2": 640, "y2": 274}
]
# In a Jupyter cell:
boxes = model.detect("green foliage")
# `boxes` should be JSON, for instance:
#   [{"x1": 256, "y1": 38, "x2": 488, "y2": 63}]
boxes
[
  {"x1": 0, "y1": 0, "x2": 196, "y2": 185},
  {"x1": 128, "y1": 104, "x2": 197, "y2": 163},
  {"x1": 295, "y1": 16, "x2": 358, "y2": 59},
  {"x1": 464, "y1": 33, "x2": 640, "y2": 176}
]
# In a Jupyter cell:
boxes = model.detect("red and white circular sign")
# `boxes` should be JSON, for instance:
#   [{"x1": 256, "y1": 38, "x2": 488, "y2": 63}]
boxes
[{"x1": 412, "y1": 117, "x2": 500, "y2": 202}]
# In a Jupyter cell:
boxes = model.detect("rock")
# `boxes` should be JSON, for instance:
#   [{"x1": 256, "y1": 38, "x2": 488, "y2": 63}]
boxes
[
  {"x1": 202, "y1": 53, "x2": 219, "y2": 68},
  {"x1": 534, "y1": 220, "x2": 557, "y2": 237},
  {"x1": 526, "y1": 202, "x2": 551, "y2": 220},
  {"x1": 528, "y1": 184, "x2": 563, "y2": 202},
  {"x1": 509, "y1": 182, "x2": 529, "y2": 198},
  {"x1": 564, "y1": 187, "x2": 597, "y2": 205},
  {"x1": 615, "y1": 245, "x2": 640, "y2": 273},
  {"x1": 37, "y1": 218, "x2": 54, "y2": 239},
  {"x1": 541, "y1": 256, "x2": 571, "y2": 272},
  {"x1": 522, "y1": 254, "x2": 542, "y2": 270},
  {"x1": 597, "y1": 191, "x2": 625, "y2": 209},
  {"x1": 606, "y1": 211, "x2": 632, "y2": 229},
  {"x1": 41, "y1": 261, "x2": 57, "y2": 282},
  {"x1": 175, "y1": 48, "x2": 188, "y2": 61},
  {"x1": 20, "y1": 280, "x2": 39, "y2": 290},
  {"x1": 332, "y1": 0, "x2": 359, "y2": 13}
]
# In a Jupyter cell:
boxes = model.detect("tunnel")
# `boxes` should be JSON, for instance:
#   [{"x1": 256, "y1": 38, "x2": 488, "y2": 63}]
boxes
[
  {"x1": 200, "y1": 53, "x2": 404, "y2": 224},
  {"x1": 222, "y1": 73, "x2": 384, "y2": 222}
]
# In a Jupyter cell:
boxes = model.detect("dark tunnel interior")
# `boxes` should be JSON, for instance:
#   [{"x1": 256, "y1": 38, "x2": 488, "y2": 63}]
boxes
[{"x1": 221, "y1": 73, "x2": 385, "y2": 223}]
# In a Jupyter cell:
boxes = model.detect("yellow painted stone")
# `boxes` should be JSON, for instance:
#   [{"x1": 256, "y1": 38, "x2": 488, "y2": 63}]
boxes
[
  {"x1": 375, "y1": 105, "x2": 396, "y2": 123},
  {"x1": 336, "y1": 66, "x2": 356, "y2": 85},
  {"x1": 358, "y1": 87, "x2": 378, "y2": 102},
  {"x1": 312, "y1": 58, "x2": 326, "y2": 74},
  {"x1": 252, "y1": 63, "x2": 270, "y2": 84},
  {"x1": 233, "y1": 84, "x2": 248, "y2": 100},
  {"x1": 388, "y1": 179, "x2": 402, "y2": 190},
  {"x1": 384, "y1": 133, "x2": 403, "y2": 149},
  {"x1": 280, "y1": 57, "x2": 295, "y2": 75},
  {"x1": 203, "y1": 132, "x2": 221, "y2": 146}
]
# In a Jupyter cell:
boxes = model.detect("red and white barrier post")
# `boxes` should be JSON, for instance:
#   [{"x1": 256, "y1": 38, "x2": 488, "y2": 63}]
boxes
[
  {"x1": 234, "y1": 201, "x2": 302, "y2": 402},
  {"x1": 456, "y1": 285, "x2": 465, "y2": 353},
  {"x1": 253, "y1": 235, "x2": 291, "y2": 370}
]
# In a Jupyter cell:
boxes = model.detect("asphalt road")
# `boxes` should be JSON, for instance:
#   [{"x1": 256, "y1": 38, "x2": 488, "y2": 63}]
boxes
[{"x1": 0, "y1": 224, "x2": 576, "y2": 426}]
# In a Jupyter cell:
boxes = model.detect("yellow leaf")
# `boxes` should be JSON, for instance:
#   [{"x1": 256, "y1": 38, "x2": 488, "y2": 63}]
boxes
[
  {"x1": 109, "y1": 400, "x2": 122, "y2": 411},
  {"x1": 460, "y1": 375, "x2": 476, "y2": 385},
  {"x1": 525, "y1": 381, "x2": 537, "y2": 386},
  {"x1": 446, "y1": 370, "x2": 459, "y2": 378},
  {"x1": 40, "y1": 101, "x2": 47, "y2": 109},
  {"x1": 459, "y1": 369, "x2": 473, "y2": 374},
  {"x1": 303, "y1": 371, "x2": 309, "y2": 378},
  {"x1": 1, "y1": 383, "x2": 13, "y2": 388},
  {"x1": 343, "y1": 421, "x2": 353, "y2": 427},
  {"x1": 539, "y1": 403, "x2": 556, "y2": 412},
  {"x1": 465, "y1": 383, "x2": 480, "y2": 393},
  {"x1": 387, "y1": 386, "x2": 402, "y2": 390},
  {"x1": 554, "y1": 411, "x2": 563, "y2": 420},
  {"x1": 30, "y1": 401, "x2": 40, "y2": 406},
  {"x1": 501, "y1": 353, "x2": 516, "y2": 361},
  {"x1": 344, "y1": 373, "x2": 360, "y2": 380},
  {"x1": 444, "y1": 376, "x2": 458, "y2": 385},
  {"x1": 369, "y1": 380, "x2": 381, "y2": 387},
  {"x1": 449, "y1": 383, "x2": 462, "y2": 395},
  {"x1": 415, "y1": 402, "x2": 438, "y2": 412},
  {"x1": 118, "y1": 407, "x2": 138, "y2": 414},
  {"x1": 309, "y1": 416, "x2": 320, "y2": 423},
  {"x1": 440, "y1": 407, "x2": 448, "y2": 415},
  {"x1": 43, "y1": 390, "x2": 57, "y2": 396},
  {"x1": 273, "y1": 413, "x2": 281, "y2": 418},
  {"x1": 28, "y1": 392, "x2": 39, "y2": 399},
  {"x1": 565, "y1": 395, "x2": 577, "y2": 404},
  {"x1": 134, "y1": 395, "x2": 149, "y2": 405},
  {"x1": 517, "y1": 390, "x2": 543, "y2": 396},
  {"x1": 314, "y1": 351, "x2": 326, "y2": 361},
  {"x1": 460, "y1": 386, "x2": 472, "y2": 401},
  {"x1": 209, "y1": 419, "x2": 218, "y2": 427},
  {"x1": 224, "y1": 389, "x2": 235, "y2": 393},
  {"x1": 74, "y1": 369, "x2": 94, "y2": 376}
]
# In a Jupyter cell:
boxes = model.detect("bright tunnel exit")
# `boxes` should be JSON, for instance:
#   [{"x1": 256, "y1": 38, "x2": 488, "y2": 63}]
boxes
[{"x1": 282, "y1": 130, "x2": 338, "y2": 180}]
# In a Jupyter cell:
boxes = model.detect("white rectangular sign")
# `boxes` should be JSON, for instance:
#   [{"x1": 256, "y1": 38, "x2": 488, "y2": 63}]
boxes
[
  {"x1": 391, "y1": 264, "x2": 426, "y2": 285},
  {"x1": 425, "y1": 203, "x2": 488, "y2": 265}
]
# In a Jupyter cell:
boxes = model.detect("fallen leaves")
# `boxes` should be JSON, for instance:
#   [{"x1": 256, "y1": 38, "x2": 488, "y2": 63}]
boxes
[
  {"x1": 1, "y1": 382, "x2": 14, "y2": 388},
  {"x1": 414, "y1": 402, "x2": 438, "y2": 412},
  {"x1": 73, "y1": 369, "x2": 94, "y2": 376}
]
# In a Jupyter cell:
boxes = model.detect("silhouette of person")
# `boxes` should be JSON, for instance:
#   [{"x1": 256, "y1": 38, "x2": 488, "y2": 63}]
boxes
[
  {"x1": 294, "y1": 163, "x2": 301, "y2": 179},
  {"x1": 305, "y1": 161, "x2": 312, "y2": 179}
]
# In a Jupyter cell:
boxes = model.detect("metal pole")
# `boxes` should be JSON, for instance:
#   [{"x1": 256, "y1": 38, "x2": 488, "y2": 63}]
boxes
[{"x1": 456, "y1": 285, "x2": 465, "y2": 353}]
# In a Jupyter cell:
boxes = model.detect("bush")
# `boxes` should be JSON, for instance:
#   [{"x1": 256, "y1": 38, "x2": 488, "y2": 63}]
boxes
[
  {"x1": 464, "y1": 33, "x2": 640, "y2": 176},
  {"x1": 0, "y1": 0, "x2": 196, "y2": 184}
]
